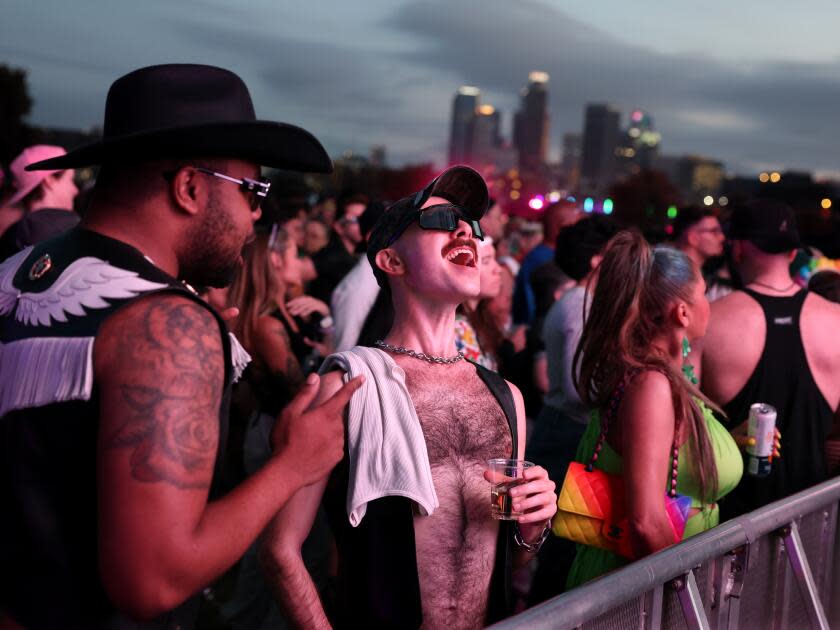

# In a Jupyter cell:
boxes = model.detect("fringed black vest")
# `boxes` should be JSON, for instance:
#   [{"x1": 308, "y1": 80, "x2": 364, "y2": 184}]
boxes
[{"x1": 0, "y1": 227, "x2": 248, "y2": 629}]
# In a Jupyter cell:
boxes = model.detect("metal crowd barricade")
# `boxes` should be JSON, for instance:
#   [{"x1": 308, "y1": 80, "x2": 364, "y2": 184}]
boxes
[{"x1": 491, "y1": 476, "x2": 840, "y2": 630}]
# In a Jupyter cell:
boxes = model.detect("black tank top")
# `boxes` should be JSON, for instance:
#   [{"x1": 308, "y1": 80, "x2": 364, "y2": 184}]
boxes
[{"x1": 721, "y1": 289, "x2": 834, "y2": 519}]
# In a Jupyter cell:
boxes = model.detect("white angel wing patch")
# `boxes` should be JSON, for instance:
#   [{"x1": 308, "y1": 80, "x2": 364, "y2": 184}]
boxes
[
  {"x1": 0, "y1": 247, "x2": 33, "y2": 317},
  {"x1": 14, "y1": 257, "x2": 168, "y2": 327}
]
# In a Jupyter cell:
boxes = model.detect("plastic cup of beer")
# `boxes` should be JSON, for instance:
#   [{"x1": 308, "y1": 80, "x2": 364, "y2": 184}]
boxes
[{"x1": 487, "y1": 458, "x2": 534, "y2": 520}]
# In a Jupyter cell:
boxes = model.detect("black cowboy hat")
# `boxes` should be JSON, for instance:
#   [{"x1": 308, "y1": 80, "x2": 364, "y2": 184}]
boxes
[{"x1": 26, "y1": 64, "x2": 333, "y2": 173}]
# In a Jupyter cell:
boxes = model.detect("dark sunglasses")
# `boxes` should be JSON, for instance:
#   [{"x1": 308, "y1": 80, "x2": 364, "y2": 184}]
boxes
[
  {"x1": 163, "y1": 166, "x2": 271, "y2": 212},
  {"x1": 195, "y1": 167, "x2": 270, "y2": 211},
  {"x1": 386, "y1": 203, "x2": 483, "y2": 247},
  {"x1": 416, "y1": 203, "x2": 484, "y2": 240}
]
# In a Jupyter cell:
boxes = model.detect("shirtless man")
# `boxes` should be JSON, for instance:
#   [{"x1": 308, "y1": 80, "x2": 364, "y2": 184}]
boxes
[
  {"x1": 695, "y1": 199, "x2": 840, "y2": 518},
  {"x1": 262, "y1": 166, "x2": 557, "y2": 629}
]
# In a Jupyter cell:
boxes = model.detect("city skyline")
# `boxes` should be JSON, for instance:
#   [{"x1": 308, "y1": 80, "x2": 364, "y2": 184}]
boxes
[
  {"x1": 444, "y1": 83, "x2": 730, "y2": 208},
  {"x1": 4, "y1": 0, "x2": 840, "y2": 178}
]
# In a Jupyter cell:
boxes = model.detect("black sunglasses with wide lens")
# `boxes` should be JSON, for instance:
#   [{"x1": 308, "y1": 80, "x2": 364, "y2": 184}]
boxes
[{"x1": 418, "y1": 203, "x2": 484, "y2": 240}]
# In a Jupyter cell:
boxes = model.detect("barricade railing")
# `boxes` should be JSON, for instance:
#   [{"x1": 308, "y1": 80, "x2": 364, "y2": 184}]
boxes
[{"x1": 490, "y1": 476, "x2": 840, "y2": 630}]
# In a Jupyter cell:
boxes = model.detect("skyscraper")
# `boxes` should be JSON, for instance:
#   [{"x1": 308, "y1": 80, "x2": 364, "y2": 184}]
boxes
[
  {"x1": 470, "y1": 104, "x2": 500, "y2": 168},
  {"x1": 448, "y1": 86, "x2": 480, "y2": 165},
  {"x1": 514, "y1": 71, "x2": 550, "y2": 172},
  {"x1": 624, "y1": 109, "x2": 661, "y2": 169},
  {"x1": 561, "y1": 133, "x2": 582, "y2": 189},
  {"x1": 581, "y1": 103, "x2": 621, "y2": 193}
]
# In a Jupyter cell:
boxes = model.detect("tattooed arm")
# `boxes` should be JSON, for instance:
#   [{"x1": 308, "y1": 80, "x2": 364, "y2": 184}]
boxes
[{"x1": 94, "y1": 293, "x2": 361, "y2": 620}]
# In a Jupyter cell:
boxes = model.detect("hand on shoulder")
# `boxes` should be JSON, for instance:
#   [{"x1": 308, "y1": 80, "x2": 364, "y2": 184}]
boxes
[{"x1": 271, "y1": 370, "x2": 363, "y2": 487}]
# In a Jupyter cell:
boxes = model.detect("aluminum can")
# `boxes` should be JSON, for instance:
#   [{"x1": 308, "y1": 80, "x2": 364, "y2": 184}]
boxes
[{"x1": 746, "y1": 403, "x2": 777, "y2": 477}]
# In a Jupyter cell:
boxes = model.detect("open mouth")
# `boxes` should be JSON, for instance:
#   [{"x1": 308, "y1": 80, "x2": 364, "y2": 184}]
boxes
[{"x1": 442, "y1": 243, "x2": 477, "y2": 267}]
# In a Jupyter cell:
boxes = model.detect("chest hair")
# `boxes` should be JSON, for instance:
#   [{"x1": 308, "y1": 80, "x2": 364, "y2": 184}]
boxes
[{"x1": 403, "y1": 365, "x2": 513, "y2": 467}]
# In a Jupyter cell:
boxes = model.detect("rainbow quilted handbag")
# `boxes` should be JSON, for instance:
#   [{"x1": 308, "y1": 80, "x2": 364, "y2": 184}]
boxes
[{"x1": 552, "y1": 375, "x2": 692, "y2": 559}]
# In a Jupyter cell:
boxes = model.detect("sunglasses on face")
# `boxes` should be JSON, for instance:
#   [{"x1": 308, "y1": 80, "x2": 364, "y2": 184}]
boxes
[
  {"x1": 194, "y1": 167, "x2": 271, "y2": 212},
  {"x1": 162, "y1": 166, "x2": 271, "y2": 212},
  {"x1": 416, "y1": 203, "x2": 484, "y2": 240}
]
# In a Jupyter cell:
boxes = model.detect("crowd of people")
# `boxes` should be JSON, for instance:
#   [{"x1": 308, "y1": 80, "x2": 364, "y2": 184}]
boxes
[{"x1": 1, "y1": 63, "x2": 840, "y2": 630}]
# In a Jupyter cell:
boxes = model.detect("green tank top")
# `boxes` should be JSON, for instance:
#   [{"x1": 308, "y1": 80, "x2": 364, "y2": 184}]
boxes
[{"x1": 565, "y1": 398, "x2": 743, "y2": 589}]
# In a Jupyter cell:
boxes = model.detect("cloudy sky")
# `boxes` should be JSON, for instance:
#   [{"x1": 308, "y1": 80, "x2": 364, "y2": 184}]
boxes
[{"x1": 4, "y1": 0, "x2": 840, "y2": 177}]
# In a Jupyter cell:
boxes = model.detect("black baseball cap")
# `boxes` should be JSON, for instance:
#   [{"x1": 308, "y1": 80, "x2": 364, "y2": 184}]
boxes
[
  {"x1": 359, "y1": 200, "x2": 387, "y2": 239},
  {"x1": 729, "y1": 198, "x2": 800, "y2": 254},
  {"x1": 554, "y1": 215, "x2": 620, "y2": 281},
  {"x1": 366, "y1": 165, "x2": 489, "y2": 288}
]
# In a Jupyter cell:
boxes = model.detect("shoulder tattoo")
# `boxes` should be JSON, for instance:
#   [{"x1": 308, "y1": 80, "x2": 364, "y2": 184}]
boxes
[{"x1": 102, "y1": 297, "x2": 224, "y2": 490}]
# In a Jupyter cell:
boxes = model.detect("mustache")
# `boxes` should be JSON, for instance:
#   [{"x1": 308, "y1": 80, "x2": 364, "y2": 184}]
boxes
[{"x1": 441, "y1": 238, "x2": 478, "y2": 259}]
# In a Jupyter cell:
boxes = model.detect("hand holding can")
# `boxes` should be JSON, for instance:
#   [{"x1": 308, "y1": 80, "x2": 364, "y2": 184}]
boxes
[{"x1": 746, "y1": 403, "x2": 779, "y2": 477}]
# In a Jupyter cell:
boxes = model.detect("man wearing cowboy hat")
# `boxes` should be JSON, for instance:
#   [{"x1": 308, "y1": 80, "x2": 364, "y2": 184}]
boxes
[{"x1": 0, "y1": 64, "x2": 362, "y2": 628}]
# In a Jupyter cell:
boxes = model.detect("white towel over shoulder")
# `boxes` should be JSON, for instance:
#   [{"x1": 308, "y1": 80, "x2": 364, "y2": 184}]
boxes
[{"x1": 320, "y1": 346, "x2": 438, "y2": 527}]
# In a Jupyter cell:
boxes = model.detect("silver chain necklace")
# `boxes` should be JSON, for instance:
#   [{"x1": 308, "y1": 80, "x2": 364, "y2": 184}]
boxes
[{"x1": 375, "y1": 340, "x2": 464, "y2": 365}]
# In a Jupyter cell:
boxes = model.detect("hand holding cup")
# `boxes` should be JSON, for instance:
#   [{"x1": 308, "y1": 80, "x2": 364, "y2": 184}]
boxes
[{"x1": 484, "y1": 459, "x2": 556, "y2": 525}]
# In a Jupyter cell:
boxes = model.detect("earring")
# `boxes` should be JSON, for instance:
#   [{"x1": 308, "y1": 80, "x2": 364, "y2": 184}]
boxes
[{"x1": 681, "y1": 337, "x2": 698, "y2": 385}]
